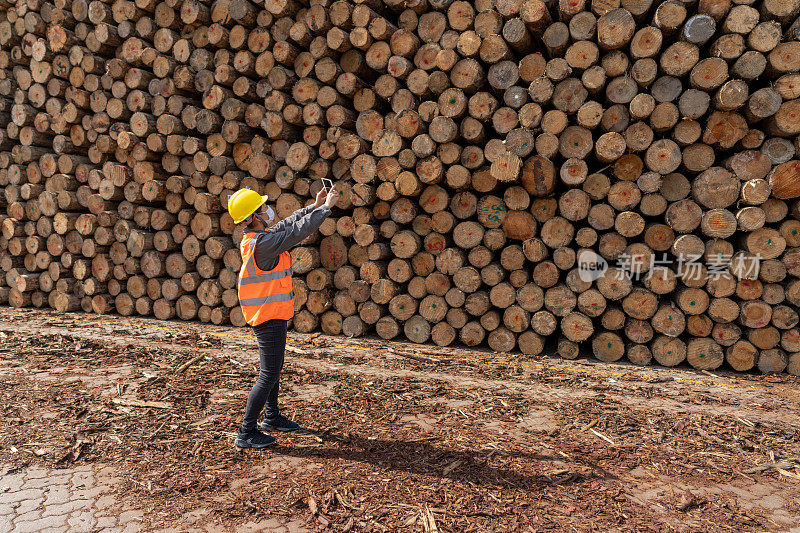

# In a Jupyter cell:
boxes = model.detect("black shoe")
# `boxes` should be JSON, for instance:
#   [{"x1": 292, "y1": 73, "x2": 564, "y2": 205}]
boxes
[
  {"x1": 235, "y1": 430, "x2": 276, "y2": 449},
  {"x1": 260, "y1": 415, "x2": 300, "y2": 432}
]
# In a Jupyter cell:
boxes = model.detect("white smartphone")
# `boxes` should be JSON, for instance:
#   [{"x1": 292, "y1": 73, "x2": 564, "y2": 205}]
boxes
[{"x1": 321, "y1": 178, "x2": 334, "y2": 193}]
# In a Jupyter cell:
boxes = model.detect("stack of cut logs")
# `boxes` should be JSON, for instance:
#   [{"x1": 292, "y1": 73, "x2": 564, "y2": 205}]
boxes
[{"x1": 2, "y1": 0, "x2": 800, "y2": 374}]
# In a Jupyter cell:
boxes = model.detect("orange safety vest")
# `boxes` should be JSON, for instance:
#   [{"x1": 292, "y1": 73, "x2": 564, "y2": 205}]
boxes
[{"x1": 238, "y1": 232, "x2": 295, "y2": 326}]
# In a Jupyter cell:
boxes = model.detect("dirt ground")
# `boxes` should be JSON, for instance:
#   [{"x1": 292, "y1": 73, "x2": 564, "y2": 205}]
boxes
[{"x1": 0, "y1": 308, "x2": 799, "y2": 532}]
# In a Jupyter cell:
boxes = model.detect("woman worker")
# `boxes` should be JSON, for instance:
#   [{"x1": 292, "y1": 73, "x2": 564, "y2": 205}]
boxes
[{"x1": 227, "y1": 185, "x2": 339, "y2": 449}]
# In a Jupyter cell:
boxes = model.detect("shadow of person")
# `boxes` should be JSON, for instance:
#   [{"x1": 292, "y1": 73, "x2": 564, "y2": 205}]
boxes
[{"x1": 269, "y1": 429, "x2": 594, "y2": 489}]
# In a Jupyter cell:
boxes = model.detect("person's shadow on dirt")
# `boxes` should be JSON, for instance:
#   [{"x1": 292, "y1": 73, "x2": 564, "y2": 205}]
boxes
[{"x1": 270, "y1": 430, "x2": 603, "y2": 489}]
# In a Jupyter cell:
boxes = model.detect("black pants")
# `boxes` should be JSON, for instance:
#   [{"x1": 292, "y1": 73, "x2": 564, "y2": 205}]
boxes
[{"x1": 240, "y1": 319, "x2": 287, "y2": 433}]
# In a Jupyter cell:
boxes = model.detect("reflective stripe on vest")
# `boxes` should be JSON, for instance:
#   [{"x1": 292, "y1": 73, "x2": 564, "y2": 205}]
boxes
[
  {"x1": 238, "y1": 232, "x2": 294, "y2": 325},
  {"x1": 238, "y1": 266, "x2": 293, "y2": 285},
  {"x1": 239, "y1": 291, "x2": 295, "y2": 306}
]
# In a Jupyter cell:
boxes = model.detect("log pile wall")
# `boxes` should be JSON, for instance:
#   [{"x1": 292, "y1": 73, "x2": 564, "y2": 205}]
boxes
[{"x1": 2, "y1": 0, "x2": 800, "y2": 374}]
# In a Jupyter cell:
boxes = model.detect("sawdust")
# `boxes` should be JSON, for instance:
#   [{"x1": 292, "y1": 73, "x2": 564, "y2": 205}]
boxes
[{"x1": 0, "y1": 310, "x2": 799, "y2": 531}]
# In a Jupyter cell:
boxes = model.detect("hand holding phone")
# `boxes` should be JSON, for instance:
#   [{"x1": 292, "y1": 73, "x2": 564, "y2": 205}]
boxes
[
  {"x1": 316, "y1": 179, "x2": 335, "y2": 208},
  {"x1": 324, "y1": 184, "x2": 340, "y2": 209}
]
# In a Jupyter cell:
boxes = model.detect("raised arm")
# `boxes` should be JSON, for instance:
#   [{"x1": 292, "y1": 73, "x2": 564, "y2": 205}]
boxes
[
  {"x1": 269, "y1": 205, "x2": 316, "y2": 233},
  {"x1": 269, "y1": 186, "x2": 330, "y2": 232},
  {"x1": 253, "y1": 206, "x2": 331, "y2": 269},
  {"x1": 252, "y1": 188, "x2": 339, "y2": 271}
]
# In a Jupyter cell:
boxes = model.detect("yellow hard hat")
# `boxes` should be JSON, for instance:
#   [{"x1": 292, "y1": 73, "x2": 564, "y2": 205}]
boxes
[{"x1": 228, "y1": 188, "x2": 269, "y2": 224}]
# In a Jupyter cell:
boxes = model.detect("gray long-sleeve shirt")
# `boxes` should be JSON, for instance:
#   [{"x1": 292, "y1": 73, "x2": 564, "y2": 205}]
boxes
[{"x1": 252, "y1": 204, "x2": 332, "y2": 271}]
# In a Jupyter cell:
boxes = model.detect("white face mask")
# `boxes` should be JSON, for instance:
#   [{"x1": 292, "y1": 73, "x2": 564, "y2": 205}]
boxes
[{"x1": 249, "y1": 205, "x2": 276, "y2": 226}]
